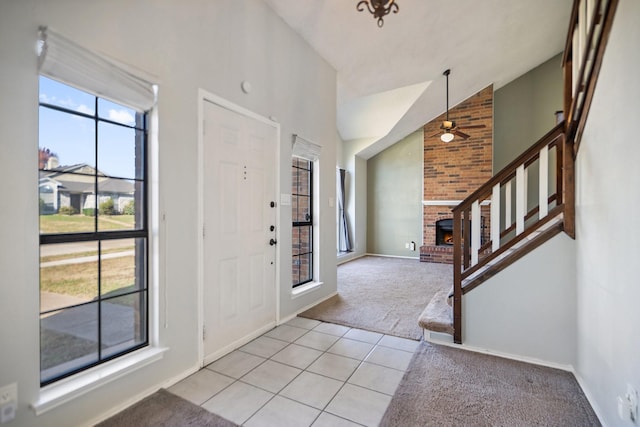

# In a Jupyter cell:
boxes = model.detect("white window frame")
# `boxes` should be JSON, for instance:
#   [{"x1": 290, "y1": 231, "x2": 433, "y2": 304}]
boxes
[{"x1": 32, "y1": 26, "x2": 165, "y2": 415}]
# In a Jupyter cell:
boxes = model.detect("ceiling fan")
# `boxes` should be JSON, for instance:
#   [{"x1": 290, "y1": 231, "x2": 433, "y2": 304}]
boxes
[{"x1": 431, "y1": 69, "x2": 486, "y2": 142}]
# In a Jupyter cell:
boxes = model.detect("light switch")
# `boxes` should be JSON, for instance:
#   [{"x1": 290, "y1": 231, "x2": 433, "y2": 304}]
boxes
[{"x1": 280, "y1": 193, "x2": 291, "y2": 206}]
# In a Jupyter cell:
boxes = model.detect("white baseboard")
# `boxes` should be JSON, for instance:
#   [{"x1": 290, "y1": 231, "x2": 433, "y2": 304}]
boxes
[
  {"x1": 86, "y1": 290, "x2": 336, "y2": 426},
  {"x1": 337, "y1": 252, "x2": 365, "y2": 265},
  {"x1": 365, "y1": 252, "x2": 420, "y2": 260},
  {"x1": 424, "y1": 331, "x2": 574, "y2": 372},
  {"x1": 572, "y1": 370, "x2": 608, "y2": 427},
  {"x1": 202, "y1": 321, "x2": 276, "y2": 366},
  {"x1": 278, "y1": 291, "x2": 339, "y2": 325},
  {"x1": 82, "y1": 363, "x2": 200, "y2": 427}
]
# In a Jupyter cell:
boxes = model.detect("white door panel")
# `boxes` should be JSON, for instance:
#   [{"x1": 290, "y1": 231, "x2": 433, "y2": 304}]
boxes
[{"x1": 202, "y1": 100, "x2": 277, "y2": 362}]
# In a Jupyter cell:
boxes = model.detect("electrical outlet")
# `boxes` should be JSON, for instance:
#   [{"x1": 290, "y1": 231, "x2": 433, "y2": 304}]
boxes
[{"x1": 0, "y1": 384, "x2": 16, "y2": 406}]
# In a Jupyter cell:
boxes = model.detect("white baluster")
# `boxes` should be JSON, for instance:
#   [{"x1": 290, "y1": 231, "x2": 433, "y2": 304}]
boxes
[
  {"x1": 491, "y1": 184, "x2": 500, "y2": 252},
  {"x1": 471, "y1": 200, "x2": 480, "y2": 266},
  {"x1": 539, "y1": 146, "x2": 549, "y2": 219},
  {"x1": 505, "y1": 180, "x2": 512, "y2": 228},
  {"x1": 516, "y1": 165, "x2": 525, "y2": 235}
]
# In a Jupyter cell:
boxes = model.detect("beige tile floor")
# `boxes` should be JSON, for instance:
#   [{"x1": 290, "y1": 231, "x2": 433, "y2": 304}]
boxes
[{"x1": 169, "y1": 317, "x2": 419, "y2": 427}]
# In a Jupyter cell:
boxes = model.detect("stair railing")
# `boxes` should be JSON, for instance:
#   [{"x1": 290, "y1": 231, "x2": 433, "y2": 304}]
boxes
[
  {"x1": 451, "y1": 122, "x2": 567, "y2": 344},
  {"x1": 563, "y1": 0, "x2": 618, "y2": 153},
  {"x1": 447, "y1": 0, "x2": 618, "y2": 344}
]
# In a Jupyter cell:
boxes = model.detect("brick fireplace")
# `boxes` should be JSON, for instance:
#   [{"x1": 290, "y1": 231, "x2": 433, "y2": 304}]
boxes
[{"x1": 420, "y1": 85, "x2": 493, "y2": 264}]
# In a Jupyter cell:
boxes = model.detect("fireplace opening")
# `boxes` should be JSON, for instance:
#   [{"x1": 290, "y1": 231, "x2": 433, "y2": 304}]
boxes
[
  {"x1": 435, "y1": 217, "x2": 487, "y2": 246},
  {"x1": 436, "y1": 219, "x2": 453, "y2": 246}
]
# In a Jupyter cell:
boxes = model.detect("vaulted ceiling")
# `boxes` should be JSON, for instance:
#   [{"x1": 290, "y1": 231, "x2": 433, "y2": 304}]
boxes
[{"x1": 263, "y1": 0, "x2": 572, "y2": 158}]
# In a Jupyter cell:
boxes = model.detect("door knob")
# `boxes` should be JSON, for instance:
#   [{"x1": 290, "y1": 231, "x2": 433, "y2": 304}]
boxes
[{"x1": 269, "y1": 238, "x2": 277, "y2": 246}]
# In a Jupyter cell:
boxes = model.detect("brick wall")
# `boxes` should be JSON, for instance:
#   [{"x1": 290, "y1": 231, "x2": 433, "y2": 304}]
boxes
[{"x1": 421, "y1": 85, "x2": 493, "y2": 263}]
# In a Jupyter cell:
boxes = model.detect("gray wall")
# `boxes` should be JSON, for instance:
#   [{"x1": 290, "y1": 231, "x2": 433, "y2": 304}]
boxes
[
  {"x1": 494, "y1": 53, "x2": 563, "y2": 171},
  {"x1": 494, "y1": 54, "x2": 563, "y2": 218},
  {"x1": 338, "y1": 137, "x2": 373, "y2": 263},
  {"x1": 366, "y1": 130, "x2": 423, "y2": 257},
  {"x1": 464, "y1": 233, "x2": 576, "y2": 366},
  {"x1": 575, "y1": 0, "x2": 640, "y2": 423},
  {"x1": 0, "y1": 1, "x2": 337, "y2": 426}
]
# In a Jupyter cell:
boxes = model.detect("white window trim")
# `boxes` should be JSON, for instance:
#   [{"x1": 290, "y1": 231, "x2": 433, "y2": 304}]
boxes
[
  {"x1": 33, "y1": 103, "x2": 163, "y2": 415},
  {"x1": 31, "y1": 346, "x2": 167, "y2": 415},
  {"x1": 291, "y1": 151, "x2": 321, "y2": 291},
  {"x1": 291, "y1": 281, "x2": 323, "y2": 299},
  {"x1": 34, "y1": 26, "x2": 163, "y2": 414}
]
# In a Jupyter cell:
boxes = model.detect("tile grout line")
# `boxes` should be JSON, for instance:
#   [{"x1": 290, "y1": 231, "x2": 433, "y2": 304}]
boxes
[
  {"x1": 241, "y1": 321, "x2": 347, "y2": 426},
  {"x1": 196, "y1": 320, "x2": 419, "y2": 426}
]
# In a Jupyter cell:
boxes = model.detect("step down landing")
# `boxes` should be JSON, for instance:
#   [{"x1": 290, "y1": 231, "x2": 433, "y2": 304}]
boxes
[{"x1": 418, "y1": 289, "x2": 454, "y2": 336}]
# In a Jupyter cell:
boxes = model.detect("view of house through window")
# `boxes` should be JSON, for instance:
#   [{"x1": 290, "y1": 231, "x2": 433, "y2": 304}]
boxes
[
  {"x1": 38, "y1": 76, "x2": 149, "y2": 385},
  {"x1": 292, "y1": 157, "x2": 313, "y2": 287}
]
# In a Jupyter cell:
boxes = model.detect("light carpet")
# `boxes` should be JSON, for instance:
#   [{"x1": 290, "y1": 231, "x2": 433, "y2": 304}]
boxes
[
  {"x1": 95, "y1": 389, "x2": 238, "y2": 427},
  {"x1": 380, "y1": 341, "x2": 601, "y2": 426},
  {"x1": 299, "y1": 256, "x2": 452, "y2": 340}
]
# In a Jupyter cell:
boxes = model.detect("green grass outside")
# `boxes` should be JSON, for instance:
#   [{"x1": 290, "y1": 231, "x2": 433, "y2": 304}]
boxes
[
  {"x1": 39, "y1": 214, "x2": 136, "y2": 234},
  {"x1": 41, "y1": 256, "x2": 136, "y2": 299},
  {"x1": 40, "y1": 246, "x2": 135, "y2": 263}
]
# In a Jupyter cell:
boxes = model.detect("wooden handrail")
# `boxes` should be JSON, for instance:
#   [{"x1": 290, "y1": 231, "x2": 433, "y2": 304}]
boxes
[
  {"x1": 565, "y1": 0, "x2": 603, "y2": 139},
  {"x1": 452, "y1": 124, "x2": 566, "y2": 344},
  {"x1": 562, "y1": 0, "x2": 619, "y2": 151},
  {"x1": 452, "y1": 122, "x2": 564, "y2": 215},
  {"x1": 477, "y1": 194, "x2": 559, "y2": 254},
  {"x1": 460, "y1": 204, "x2": 565, "y2": 282},
  {"x1": 461, "y1": 222, "x2": 565, "y2": 296}
]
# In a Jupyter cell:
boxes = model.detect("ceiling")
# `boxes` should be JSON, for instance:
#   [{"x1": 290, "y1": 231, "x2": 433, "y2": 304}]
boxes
[{"x1": 263, "y1": 0, "x2": 573, "y2": 159}]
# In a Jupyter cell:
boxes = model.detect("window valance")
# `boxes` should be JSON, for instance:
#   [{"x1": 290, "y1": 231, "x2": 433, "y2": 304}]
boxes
[{"x1": 37, "y1": 26, "x2": 156, "y2": 112}]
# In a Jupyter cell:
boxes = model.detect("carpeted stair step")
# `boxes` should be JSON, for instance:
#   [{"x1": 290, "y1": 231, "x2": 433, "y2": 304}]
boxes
[{"x1": 418, "y1": 289, "x2": 454, "y2": 335}]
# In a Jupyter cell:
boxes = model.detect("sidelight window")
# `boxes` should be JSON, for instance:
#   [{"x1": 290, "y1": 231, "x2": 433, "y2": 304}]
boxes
[{"x1": 292, "y1": 158, "x2": 314, "y2": 287}]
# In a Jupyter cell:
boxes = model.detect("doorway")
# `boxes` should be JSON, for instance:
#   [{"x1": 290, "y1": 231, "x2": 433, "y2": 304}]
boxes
[{"x1": 199, "y1": 93, "x2": 279, "y2": 365}]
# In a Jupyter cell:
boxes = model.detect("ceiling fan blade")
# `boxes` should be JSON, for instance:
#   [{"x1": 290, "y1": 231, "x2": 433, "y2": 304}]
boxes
[
  {"x1": 429, "y1": 131, "x2": 442, "y2": 138},
  {"x1": 453, "y1": 130, "x2": 471, "y2": 139},
  {"x1": 459, "y1": 124, "x2": 487, "y2": 129}
]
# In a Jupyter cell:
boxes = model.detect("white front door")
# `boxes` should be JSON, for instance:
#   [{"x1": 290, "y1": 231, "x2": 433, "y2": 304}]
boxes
[{"x1": 202, "y1": 99, "x2": 277, "y2": 364}]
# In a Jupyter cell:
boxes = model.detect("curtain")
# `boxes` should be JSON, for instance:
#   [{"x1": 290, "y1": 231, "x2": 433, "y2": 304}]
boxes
[{"x1": 337, "y1": 168, "x2": 352, "y2": 252}]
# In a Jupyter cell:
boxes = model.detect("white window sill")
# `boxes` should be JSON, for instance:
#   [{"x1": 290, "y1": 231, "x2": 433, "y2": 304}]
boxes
[
  {"x1": 292, "y1": 281, "x2": 323, "y2": 299},
  {"x1": 32, "y1": 346, "x2": 168, "y2": 416}
]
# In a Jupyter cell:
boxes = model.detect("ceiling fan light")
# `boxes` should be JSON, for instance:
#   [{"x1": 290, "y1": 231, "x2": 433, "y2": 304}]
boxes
[{"x1": 441, "y1": 132, "x2": 454, "y2": 143}]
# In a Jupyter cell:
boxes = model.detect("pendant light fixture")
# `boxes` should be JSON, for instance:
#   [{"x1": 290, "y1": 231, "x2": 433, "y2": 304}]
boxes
[{"x1": 441, "y1": 69, "x2": 454, "y2": 143}]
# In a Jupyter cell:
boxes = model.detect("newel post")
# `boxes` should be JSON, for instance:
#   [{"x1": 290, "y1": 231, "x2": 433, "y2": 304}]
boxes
[
  {"x1": 563, "y1": 132, "x2": 576, "y2": 238},
  {"x1": 453, "y1": 208, "x2": 462, "y2": 344}
]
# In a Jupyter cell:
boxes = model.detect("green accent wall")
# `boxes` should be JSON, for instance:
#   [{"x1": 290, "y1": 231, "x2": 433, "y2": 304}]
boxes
[
  {"x1": 367, "y1": 130, "x2": 423, "y2": 257},
  {"x1": 364, "y1": 55, "x2": 562, "y2": 258},
  {"x1": 494, "y1": 53, "x2": 563, "y2": 171}
]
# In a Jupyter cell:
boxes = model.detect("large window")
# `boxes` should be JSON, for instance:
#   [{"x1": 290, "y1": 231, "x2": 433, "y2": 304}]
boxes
[
  {"x1": 38, "y1": 76, "x2": 148, "y2": 385},
  {"x1": 292, "y1": 158, "x2": 313, "y2": 287}
]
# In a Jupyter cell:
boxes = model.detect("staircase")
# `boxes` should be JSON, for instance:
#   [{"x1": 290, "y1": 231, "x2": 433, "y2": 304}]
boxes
[
  {"x1": 419, "y1": 122, "x2": 571, "y2": 343},
  {"x1": 419, "y1": 0, "x2": 619, "y2": 345},
  {"x1": 449, "y1": 122, "x2": 570, "y2": 344}
]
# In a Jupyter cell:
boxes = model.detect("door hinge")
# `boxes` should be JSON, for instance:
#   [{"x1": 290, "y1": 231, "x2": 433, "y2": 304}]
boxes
[{"x1": 202, "y1": 325, "x2": 206, "y2": 341}]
